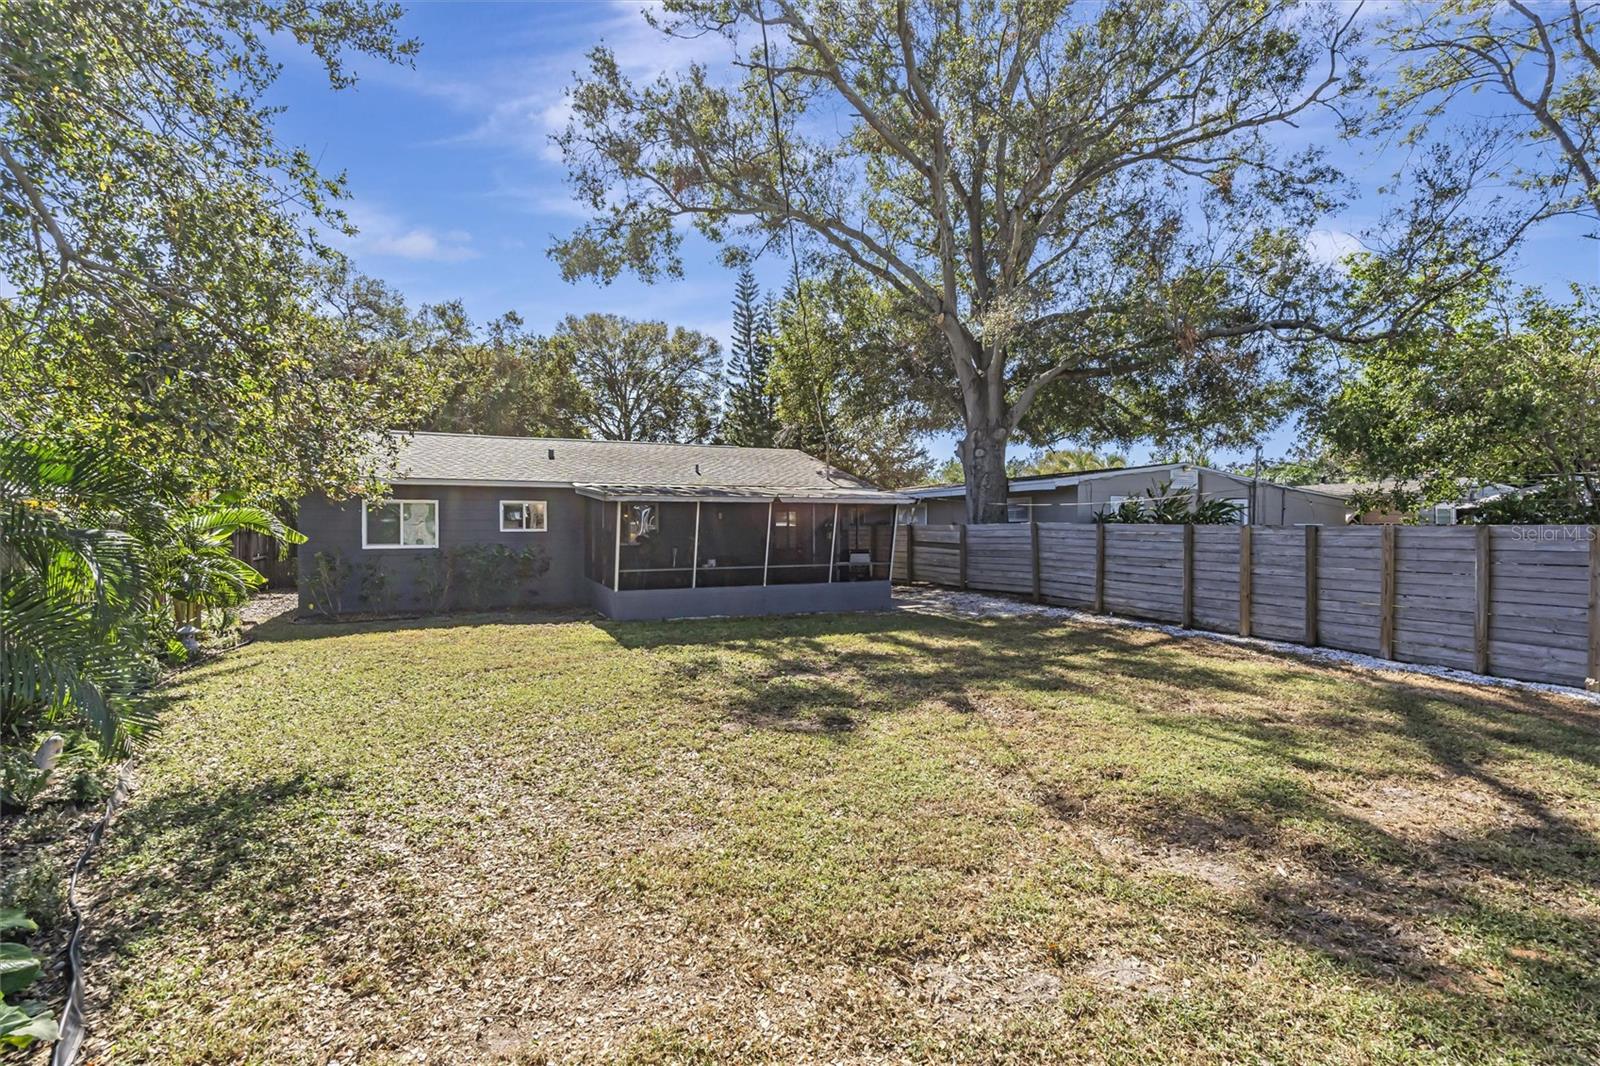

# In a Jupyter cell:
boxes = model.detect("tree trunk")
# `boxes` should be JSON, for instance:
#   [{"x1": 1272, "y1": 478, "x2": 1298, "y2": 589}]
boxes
[{"x1": 962, "y1": 419, "x2": 1010, "y2": 524}]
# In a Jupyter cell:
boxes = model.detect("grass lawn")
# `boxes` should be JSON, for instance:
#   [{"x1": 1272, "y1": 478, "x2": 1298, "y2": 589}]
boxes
[{"x1": 78, "y1": 601, "x2": 1600, "y2": 1064}]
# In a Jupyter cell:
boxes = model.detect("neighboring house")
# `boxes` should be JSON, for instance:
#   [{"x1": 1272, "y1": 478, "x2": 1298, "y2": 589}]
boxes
[
  {"x1": 904, "y1": 462, "x2": 1352, "y2": 526},
  {"x1": 1300, "y1": 482, "x2": 1518, "y2": 524},
  {"x1": 298, "y1": 432, "x2": 909, "y2": 621}
]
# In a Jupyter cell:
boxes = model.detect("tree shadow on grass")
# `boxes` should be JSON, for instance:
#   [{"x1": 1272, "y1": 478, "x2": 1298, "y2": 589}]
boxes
[
  {"x1": 88, "y1": 771, "x2": 346, "y2": 943},
  {"x1": 248, "y1": 604, "x2": 601, "y2": 644},
  {"x1": 606, "y1": 603, "x2": 1600, "y2": 1053}
]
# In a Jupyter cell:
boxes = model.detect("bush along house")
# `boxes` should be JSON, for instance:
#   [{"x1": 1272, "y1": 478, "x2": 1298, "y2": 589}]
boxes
[{"x1": 297, "y1": 432, "x2": 910, "y2": 621}]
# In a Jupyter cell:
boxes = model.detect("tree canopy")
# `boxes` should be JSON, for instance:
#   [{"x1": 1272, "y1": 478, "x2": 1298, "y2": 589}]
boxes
[
  {"x1": 1319, "y1": 268, "x2": 1600, "y2": 515},
  {"x1": 768, "y1": 271, "x2": 940, "y2": 487},
  {"x1": 552, "y1": 313, "x2": 722, "y2": 442},
  {"x1": 1378, "y1": 0, "x2": 1600, "y2": 231},
  {"x1": 418, "y1": 306, "x2": 589, "y2": 440},
  {"x1": 552, "y1": 0, "x2": 1433, "y2": 518},
  {"x1": 719, "y1": 268, "x2": 781, "y2": 446},
  {"x1": 0, "y1": 0, "x2": 426, "y2": 500}
]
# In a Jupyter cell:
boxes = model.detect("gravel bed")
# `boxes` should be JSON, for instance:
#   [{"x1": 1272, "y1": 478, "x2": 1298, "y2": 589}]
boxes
[{"x1": 893, "y1": 585, "x2": 1600, "y2": 706}]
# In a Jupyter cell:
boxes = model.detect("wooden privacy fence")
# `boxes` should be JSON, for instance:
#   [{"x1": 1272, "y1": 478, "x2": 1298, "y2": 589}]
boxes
[
  {"x1": 893, "y1": 522, "x2": 1600, "y2": 691},
  {"x1": 232, "y1": 529, "x2": 296, "y2": 588}
]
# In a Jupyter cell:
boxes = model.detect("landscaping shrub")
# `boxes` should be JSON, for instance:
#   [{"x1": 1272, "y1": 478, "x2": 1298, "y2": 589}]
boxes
[{"x1": 1, "y1": 433, "x2": 305, "y2": 810}]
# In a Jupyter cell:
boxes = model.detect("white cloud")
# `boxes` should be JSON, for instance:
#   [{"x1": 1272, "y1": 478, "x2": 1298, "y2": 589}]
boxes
[
  {"x1": 410, "y1": 1, "x2": 735, "y2": 162},
  {"x1": 337, "y1": 204, "x2": 478, "y2": 263},
  {"x1": 485, "y1": 169, "x2": 591, "y2": 218},
  {"x1": 1304, "y1": 228, "x2": 1364, "y2": 266}
]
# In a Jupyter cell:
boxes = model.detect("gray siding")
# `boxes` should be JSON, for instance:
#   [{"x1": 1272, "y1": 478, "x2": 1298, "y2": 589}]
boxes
[
  {"x1": 591, "y1": 579, "x2": 891, "y2": 621},
  {"x1": 297, "y1": 485, "x2": 588, "y2": 614},
  {"x1": 918, "y1": 469, "x2": 1351, "y2": 526}
]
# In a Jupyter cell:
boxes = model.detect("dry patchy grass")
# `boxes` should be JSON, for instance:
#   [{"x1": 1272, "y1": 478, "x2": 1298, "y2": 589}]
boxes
[{"x1": 76, "y1": 603, "x2": 1600, "y2": 1064}]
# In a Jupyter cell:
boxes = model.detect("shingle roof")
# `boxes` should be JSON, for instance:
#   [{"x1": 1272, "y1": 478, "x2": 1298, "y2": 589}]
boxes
[{"x1": 385, "y1": 432, "x2": 907, "y2": 501}]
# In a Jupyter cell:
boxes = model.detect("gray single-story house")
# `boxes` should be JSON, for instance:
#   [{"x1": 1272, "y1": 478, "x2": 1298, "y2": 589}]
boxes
[
  {"x1": 297, "y1": 432, "x2": 909, "y2": 621},
  {"x1": 904, "y1": 462, "x2": 1352, "y2": 526}
]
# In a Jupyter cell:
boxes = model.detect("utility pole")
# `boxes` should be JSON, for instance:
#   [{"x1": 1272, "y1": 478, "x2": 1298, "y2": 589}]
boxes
[{"x1": 1251, "y1": 443, "x2": 1262, "y2": 527}]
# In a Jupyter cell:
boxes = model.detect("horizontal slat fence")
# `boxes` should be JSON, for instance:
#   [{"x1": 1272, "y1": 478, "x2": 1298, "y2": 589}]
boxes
[{"x1": 893, "y1": 522, "x2": 1600, "y2": 691}]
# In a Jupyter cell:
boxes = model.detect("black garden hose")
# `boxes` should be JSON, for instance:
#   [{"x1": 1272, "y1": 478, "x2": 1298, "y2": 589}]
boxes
[{"x1": 50, "y1": 762, "x2": 132, "y2": 1066}]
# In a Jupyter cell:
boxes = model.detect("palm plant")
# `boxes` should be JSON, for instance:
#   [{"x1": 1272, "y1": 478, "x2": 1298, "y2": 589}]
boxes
[
  {"x1": 1192, "y1": 497, "x2": 1246, "y2": 524},
  {"x1": 3, "y1": 434, "x2": 305, "y2": 811},
  {"x1": 1096, "y1": 481, "x2": 1245, "y2": 525},
  {"x1": 156, "y1": 498, "x2": 305, "y2": 610},
  {"x1": 1, "y1": 436, "x2": 162, "y2": 765}
]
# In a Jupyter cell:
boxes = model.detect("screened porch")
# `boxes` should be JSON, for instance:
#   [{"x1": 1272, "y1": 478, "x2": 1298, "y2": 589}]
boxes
[{"x1": 582, "y1": 492, "x2": 899, "y2": 593}]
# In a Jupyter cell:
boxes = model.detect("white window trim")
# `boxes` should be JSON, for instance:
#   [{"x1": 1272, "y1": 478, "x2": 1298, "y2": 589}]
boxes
[
  {"x1": 499, "y1": 499, "x2": 549, "y2": 533},
  {"x1": 361, "y1": 498, "x2": 439, "y2": 550}
]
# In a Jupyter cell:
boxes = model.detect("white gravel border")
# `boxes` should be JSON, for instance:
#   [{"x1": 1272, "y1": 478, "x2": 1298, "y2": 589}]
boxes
[{"x1": 893, "y1": 585, "x2": 1600, "y2": 706}]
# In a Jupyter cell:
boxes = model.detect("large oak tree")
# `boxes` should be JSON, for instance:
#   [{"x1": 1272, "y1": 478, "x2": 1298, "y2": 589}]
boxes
[
  {"x1": 552, "y1": 0, "x2": 1378, "y2": 520},
  {"x1": 1379, "y1": 0, "x2": 1600, "y2": 230}
]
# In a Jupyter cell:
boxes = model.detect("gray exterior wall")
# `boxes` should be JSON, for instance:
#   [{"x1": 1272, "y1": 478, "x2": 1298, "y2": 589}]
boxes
[
  {"x1": 590, "y1": 579, "x2": 892, "y2": 621},
  {"x1": 298, "y1": 485, "x2": 898, "y2": 620},
  {"x1": 912, "y1": 468, "x2": 1352, "y2": 526},
  {"x1": 297, "y1": 484, "x2": 588, "y2": 614}
]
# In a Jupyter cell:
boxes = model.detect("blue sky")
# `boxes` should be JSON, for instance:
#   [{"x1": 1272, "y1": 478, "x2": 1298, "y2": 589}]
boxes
[{"x1": 267, "y1": 1, "x2": 1599, "y2": 470}]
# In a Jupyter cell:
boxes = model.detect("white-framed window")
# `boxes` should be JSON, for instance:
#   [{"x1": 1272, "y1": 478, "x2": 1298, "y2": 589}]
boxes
[
  {"x1": 1006, "y1": 497, "x2": 1031, "y2": 523},
  {"x1": 1224, "y1": 497, "x2": 1250, "y2": 525},
  {"x1": 500, "y1": 499, "x2": 548, "y2": 532},
  {"x1": 899, "y1": 503, "x2": 928, "y2": 525},
  {"x1": 362, "y1": 499, "x2": 438, "y2": 549}
]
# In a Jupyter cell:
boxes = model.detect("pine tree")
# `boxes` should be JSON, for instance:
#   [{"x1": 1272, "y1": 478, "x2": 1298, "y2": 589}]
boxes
[{"x1": 719, "y1": 268, "x2": 780, "y2": 447}]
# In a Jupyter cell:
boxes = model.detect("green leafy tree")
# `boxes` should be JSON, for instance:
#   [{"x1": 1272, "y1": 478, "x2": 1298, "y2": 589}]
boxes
[
  {"x1": 0, "y1": 0, "x2": 426, "y2": 500},
  {"x1": 932, "y1": 457, "x2": 964, "y2": 484},
  {"x1": 552, "y1": 313, "x2": 722, "y2": 442},
  {"x1": 549, "y1": 0, "x2": 1424, "y2": 521},
  {"x1": 422, "y1": 308, "x2": 589, "y2": 439},
  {"x1": 720, "y1": 269, "x2": 781, "y2": 446},
  {"x1": 768, "y1": 273, "x2": 939, "y2": 487},
  {"x1": 1319, "y1": 269, "x2": 1600, "y2": 516},
  {"x1": 1378, "y1": 1, "x2": 1600, "y2": 230},
  {"x1": 1, "y1": 436, "x2": 161, "y2": 764},
  {"x1": 1011, "y1": 447, "x2": 1128, "y2": 476}
]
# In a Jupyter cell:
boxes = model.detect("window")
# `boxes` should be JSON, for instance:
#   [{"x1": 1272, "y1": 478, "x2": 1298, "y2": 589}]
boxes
[
  {"x1": 1224, "y1": 498, "x2": 1250, "y2": 525},
  {"x1": 773, "y1": 508, "x2": 799, "y2": 550},
  {"x1": 1006, "y1": 497, "x2": 1031, "y2": 523},
  {"x1": 363, "y1": 499, "x2": 438, "y2": 549},
  {"x1": 622, "y1": 503, "x2": 660, "y2": 545},
  {"x1": 1099, "y1": 494, "x2": 1131, "y2": 518},
  {"x1": 500, "y1": 500, "x2": 548, "y2": 532}
]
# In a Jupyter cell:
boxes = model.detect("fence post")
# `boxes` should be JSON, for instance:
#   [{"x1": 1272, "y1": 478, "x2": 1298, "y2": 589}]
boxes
[
  {"x1": 907, "y1": 524, "x2": 916, "y2": 584},
  {"x1": 1093, "y1": 522, "x2": 1106, "y2": 614},
  {"x1": 1238, "y1": 525, "x2": 1252, "y2": 637},
  {"x1": 1030, "y1": 520, "x2": 1042, "y2": 603},
  {"x1": 1475, "y1": 525, "x2": 1491, "y2": 676},
  {"x1": 958, "y1": 523, "x2": 969, "y2": 590},
  {"x1": 1181, "y1": 524, "x2": 1195, "y2": 628},
  {"x1": 1380, "y1": 524, "x2": 1397, "y2": 661},
  {"x1": 1588, "y1": 526, "x2": 1599, "y2": 691},
  {"x1": 1304, "y1": 525, "x2": 1319, "y2": 647}
]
